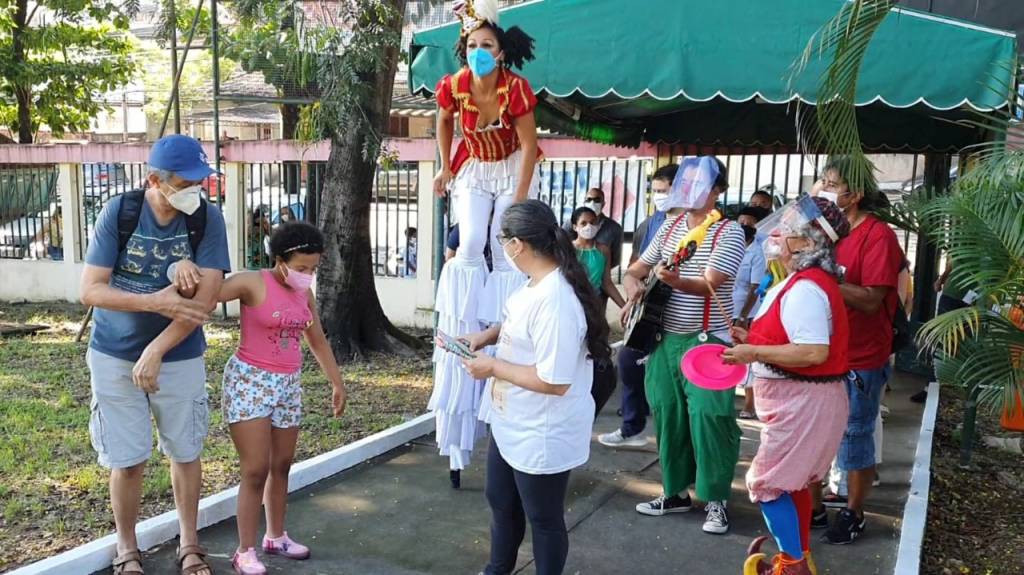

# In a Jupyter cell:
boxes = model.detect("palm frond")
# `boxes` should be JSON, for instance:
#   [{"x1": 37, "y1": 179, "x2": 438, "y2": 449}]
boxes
[
  {"x1": 789, "y1": 0, "x2": 894, "y2": 194},
  {"x1": 920, "y1": 307, "x2": 1024, "y2": 411}
]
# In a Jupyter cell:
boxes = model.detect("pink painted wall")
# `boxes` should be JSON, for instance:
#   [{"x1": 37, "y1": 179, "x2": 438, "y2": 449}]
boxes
[{"x1": 0, "y1": 138, "x2": 658, "y2": 164}]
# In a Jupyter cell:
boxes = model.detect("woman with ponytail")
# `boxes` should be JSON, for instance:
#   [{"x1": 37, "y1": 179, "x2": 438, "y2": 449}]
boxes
[
  {"x1": 460, "y1": 200, "x2": 609, "y2": 575},
  {"x1": 429, "y1": 0, "x2": 542, "y2": 486}
]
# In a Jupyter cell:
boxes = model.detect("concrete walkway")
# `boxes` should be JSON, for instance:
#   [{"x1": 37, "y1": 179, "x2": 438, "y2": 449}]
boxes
[{"x1": 100, "y1": 373, "x2": 925, "y2": 575}]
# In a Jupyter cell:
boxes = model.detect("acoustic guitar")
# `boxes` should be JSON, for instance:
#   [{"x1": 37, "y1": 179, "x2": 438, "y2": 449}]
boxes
[{"x1": 622, "y1": 210, "x2": 723, "y2": 354}]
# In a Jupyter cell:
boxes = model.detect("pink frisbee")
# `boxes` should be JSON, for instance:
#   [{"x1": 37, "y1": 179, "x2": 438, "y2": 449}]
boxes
[{"x1": 680, "y1": 344, "x2": 748, "y2": 391}]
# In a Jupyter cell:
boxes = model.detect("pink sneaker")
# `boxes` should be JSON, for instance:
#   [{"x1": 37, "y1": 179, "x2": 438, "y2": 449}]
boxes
[
  {"x1": 262, "y1": 532, "x2": 311, "y2": 560},
  {"x1": 232, "y1": 548, "x2": 267, "y2": 575}
]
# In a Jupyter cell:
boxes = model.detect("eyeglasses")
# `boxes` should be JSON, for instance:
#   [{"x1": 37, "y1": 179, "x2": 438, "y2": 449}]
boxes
[
  {"x1": 585, "y1": 197, "x2": 603, "y2": 203},
  {"x1": 496, "y1": 233, "x2": 514, "y2": 246}
]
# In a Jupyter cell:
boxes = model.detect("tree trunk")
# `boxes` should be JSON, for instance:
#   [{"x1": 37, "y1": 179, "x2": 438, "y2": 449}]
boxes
[
  {"x1": 315, "y1": 0, "x2": 420, "y2": 360},
  {"x1": 281, "y1": 104, "x2": 300, "y2": 139},
  {"x1": 13, "y1": 0, "x2": 33, "y2": 144},
  {"x1": 15, "y1": 88, "x2": 32, "y2": 144}
]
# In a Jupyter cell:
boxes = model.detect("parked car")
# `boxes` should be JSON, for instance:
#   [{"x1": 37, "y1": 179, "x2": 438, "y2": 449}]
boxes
[
  {"x1": 0, "y1": 207, "x2": 48, "y2": 258},
  {"x1": 901, "y1": 165, "x2": 958, "y2": 194},
  {"x1": 83, "y1": 163, "x2": 128, "y2": 198}
]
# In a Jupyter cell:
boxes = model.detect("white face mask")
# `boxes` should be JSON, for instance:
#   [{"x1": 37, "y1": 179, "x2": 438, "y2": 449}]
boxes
[
  {"x1": 762, "y1": 236, "x2": 784, "y2": 260},
  {"x1": 818, "y1": 190, "x2": 838, "y2": 204},
  {"x1": 577, "y1": 224, "x2": 598, "y2": 240},
  {"x1": 161, "y1": 182, "x2": 202, "y2": 215},
  {"x1": 652, "y1": 192, "x2": 670, "y2": 212},
  {"x1": 503, "y1": 239, "x2": 525, "y2": 275}
]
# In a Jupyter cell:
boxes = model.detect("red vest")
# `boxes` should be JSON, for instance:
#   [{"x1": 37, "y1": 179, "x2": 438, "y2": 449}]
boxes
[{"x1": 748, "y1": 267, "x2": 849, "y2": 379}]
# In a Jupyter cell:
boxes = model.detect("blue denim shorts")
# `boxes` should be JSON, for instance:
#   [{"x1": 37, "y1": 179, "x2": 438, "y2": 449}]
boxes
[{"x1": 837, "y1": 365, "x2": 891, "y2": 471}]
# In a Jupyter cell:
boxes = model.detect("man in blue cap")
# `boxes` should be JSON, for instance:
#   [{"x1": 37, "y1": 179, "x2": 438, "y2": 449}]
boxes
[{"x1": 80, "y1": 134, "x2": 229, "y2": 575}]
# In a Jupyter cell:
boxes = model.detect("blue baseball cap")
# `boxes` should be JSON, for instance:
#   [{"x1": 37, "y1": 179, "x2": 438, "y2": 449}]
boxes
[{"x1": 148, "y1": 134, "x2": 218, "y2": 181}]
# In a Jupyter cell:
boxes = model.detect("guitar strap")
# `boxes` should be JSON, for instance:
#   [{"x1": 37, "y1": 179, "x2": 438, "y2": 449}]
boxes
[
  {"x1": 662, "y1": 214, "x2": 687, "y2": 254},
  {"x1": 701, "y1": 221, "x2": 732, "y2": 334}
]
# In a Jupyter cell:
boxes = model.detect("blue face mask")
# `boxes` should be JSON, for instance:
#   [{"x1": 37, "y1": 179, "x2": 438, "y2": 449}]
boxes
[{"x1": 467, "y1": 48, "x2": 498, "y2": 77}]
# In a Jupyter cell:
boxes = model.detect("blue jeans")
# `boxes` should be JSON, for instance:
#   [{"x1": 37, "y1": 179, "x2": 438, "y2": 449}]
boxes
[
  {"x1": 837, "y1": 365, "x2": 891, "y2": 471},
  {"x1": 617, "y1": 346, "x2": 649, "y2": 437},
  {"x1": 484, "y1": 438, "x2": 571, "y2": 575}
]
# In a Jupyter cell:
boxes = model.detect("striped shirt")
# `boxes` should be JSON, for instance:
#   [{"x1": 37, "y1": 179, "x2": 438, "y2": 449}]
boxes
[{"x1": 640, "y1": 214, "x2": 747, "y2": 334}]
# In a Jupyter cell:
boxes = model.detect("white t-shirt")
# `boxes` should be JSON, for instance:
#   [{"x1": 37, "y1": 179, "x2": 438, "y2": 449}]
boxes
[
  {"x1": 751, "y1": 275, "x2": 832, "y2": 379},
  {"x1": 483, "y1": 269, "x2": 594, "y2": 475}
]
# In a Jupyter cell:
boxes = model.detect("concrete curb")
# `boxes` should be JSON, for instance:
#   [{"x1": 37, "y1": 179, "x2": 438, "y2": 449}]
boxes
[
  {"x1": 894, "y1": 380, "x2": 940, "y2": 575},
  {"x1": 9, "y1": 413, "x2": 435, "y2": 575}
]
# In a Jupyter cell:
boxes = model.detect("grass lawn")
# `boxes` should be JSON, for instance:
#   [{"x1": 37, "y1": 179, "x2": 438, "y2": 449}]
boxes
[{"x1": 0, "y1": 302, "x2": 433, "y2": 572}]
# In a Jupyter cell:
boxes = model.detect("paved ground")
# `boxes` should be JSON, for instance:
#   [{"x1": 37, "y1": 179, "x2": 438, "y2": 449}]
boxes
[{"x1": 99, "y1": 373, "x2": 925, "y2": 575}]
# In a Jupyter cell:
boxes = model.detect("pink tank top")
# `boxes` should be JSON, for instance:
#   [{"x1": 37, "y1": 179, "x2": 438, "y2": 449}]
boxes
[{"x1": 236, "y1": 270, "x2": 313, "y2": 374}]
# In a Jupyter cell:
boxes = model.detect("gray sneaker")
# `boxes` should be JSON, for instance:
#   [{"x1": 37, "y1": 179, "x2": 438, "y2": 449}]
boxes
[
  {"x1": 702, "y1": 501, "x2": 730, "y2": 534},
  {"x1": 598, "y1": 429, "x2": 647, "y2": 448}
]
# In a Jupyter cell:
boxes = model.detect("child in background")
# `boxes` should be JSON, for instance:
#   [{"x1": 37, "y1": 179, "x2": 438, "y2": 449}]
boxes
[
  {"x1": 171, "y1": 221, "x2": 346, "y2": 575},
  {"x1": 570, "y1": 207, "x2": 625, "y2": 309},
  {"x1": 570, "y1": 206, "x2": 624, "y2": 417}
]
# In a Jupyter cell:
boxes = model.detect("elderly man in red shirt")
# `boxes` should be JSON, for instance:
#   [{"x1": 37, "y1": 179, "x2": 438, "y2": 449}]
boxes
[{"x1": 809, "y1": 158, "x2": 905, "y2": 546}]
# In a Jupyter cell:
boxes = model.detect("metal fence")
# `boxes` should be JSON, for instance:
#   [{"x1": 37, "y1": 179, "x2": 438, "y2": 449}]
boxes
[
  {"x1": 78, "y1": 163, "x2": 148, "y2": 260},
  {"x1": 2, "y1": 152, "x2": 936, "y2": 276},
  {"x1": 0, "y1": 165, "x2": 59, "y2": 260},
  {"x1": 241, "y1": 161, "x2": 420, "y2": 277},
  {"x1": 531, "y1": 151, "x2": 931, "y2": 278},
  {"x1": 76, "y1": 163, "x2": 227, "y2": 261}
]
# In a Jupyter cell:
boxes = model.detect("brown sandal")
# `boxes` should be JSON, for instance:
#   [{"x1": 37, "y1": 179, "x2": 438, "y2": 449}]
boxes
[
  {"x1": 112, "y1": 550, "x2": 144, "y2": 575},
  {"x1": 176, "y1": 545, "x2": 213, "y2": 575}
]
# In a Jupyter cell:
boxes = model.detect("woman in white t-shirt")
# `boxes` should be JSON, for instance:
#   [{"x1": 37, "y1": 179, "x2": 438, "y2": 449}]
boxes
[{"x1": 461, "y1": 199, "x2": 611, "y2": 575}]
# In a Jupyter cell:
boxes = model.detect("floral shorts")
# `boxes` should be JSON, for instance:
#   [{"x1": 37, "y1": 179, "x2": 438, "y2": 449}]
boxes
[{"x1": 222, "y1": 355, "x2": 302, "y2": 428}]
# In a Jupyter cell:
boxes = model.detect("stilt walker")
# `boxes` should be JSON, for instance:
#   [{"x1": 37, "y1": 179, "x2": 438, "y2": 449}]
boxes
[{"x1": 428, "y1": 0, "x2": 541, "y2": 488}]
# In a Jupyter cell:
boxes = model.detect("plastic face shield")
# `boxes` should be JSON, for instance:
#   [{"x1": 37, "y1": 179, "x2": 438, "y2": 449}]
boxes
[
  {"x1": 668, "y1": 156, "x2": 721, "y2": 210},
  {"x1": 755, "y1": 195, "x2": 839, "y2": 243}
]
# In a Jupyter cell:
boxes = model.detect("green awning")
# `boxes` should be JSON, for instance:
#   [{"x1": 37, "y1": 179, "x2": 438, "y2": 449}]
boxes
[{"x1": 410, "y1": 0, "x2": 1018, "y2": 151}]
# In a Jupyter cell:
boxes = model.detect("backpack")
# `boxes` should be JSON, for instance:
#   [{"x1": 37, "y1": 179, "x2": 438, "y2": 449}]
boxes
[
  {"x1": 116, "y1": 189, "x2": 207, "y2": 256},
  {"x1": 860, "y1": 219, "x2": 912, "y2": 354},
  {"x1": 891, "y1": 299, "x2": 912, "y2": 354}
]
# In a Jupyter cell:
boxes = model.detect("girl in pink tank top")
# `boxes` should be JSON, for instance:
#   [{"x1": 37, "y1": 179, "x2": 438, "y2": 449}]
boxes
[{"x1": 216, "y1": 221, "x2": 346, "y2": 574}]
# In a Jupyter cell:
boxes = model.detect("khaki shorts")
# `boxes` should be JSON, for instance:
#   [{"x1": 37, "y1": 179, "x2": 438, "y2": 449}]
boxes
[{"x1": 87, "y1": 348, "x2": 209, "y2": 469}]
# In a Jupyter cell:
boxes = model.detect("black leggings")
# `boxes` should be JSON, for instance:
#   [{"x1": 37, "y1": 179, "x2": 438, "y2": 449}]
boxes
[{"x1": 484, "y1": 438, "x2": 571, "y2": 575}]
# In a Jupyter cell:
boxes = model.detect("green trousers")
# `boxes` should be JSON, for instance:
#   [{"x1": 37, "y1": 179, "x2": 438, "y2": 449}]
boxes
[{"x1": 644, "y1": 332, "x2": 741, "y2": 502}]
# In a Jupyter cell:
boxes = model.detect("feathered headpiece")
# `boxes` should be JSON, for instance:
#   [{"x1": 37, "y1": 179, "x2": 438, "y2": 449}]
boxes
[{"x1": 454, "y1": 0, "x2": 499, "y2": 37}]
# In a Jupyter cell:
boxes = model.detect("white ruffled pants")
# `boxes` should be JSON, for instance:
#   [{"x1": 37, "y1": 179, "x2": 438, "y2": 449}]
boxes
[{"x1": 428, "y1": 150, "x2": 539, "y2": 470}]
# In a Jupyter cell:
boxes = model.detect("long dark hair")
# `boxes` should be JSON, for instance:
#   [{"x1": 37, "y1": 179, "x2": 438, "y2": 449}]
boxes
[
  {"x1": 501, "y1": 200, "x2": 611, "y2": 363},
  {"x1": 455, "y1": 22, "x2": 536, "y2": 70}
]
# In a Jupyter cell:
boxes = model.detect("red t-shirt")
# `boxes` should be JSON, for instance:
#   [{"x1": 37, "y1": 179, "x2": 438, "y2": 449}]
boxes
[{"x1": 835, "y1": 214, "x2": 904, "y2": 370}]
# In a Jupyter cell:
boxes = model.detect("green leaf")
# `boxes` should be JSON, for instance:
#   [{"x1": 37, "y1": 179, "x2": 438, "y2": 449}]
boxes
[
  {"x1": 0, "y1": 2, "x2": 135, "y2": 140},
  {"x1": 790, "y1": 0, "x2": 895, "y2": 193}
]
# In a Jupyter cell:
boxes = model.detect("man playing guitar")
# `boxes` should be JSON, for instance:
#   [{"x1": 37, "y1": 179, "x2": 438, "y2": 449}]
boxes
[{"x1": 620, "y1": 156, "x2": 747, "y2": 535}]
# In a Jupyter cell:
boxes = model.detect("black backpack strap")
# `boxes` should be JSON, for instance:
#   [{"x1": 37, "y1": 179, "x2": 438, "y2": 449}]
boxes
[
  {"x1": 116, "y1": 189, "x2": 146, "y2": 254},
  {"x1": 185, "y1": 198, "x2": 207, "y2": 257}
]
